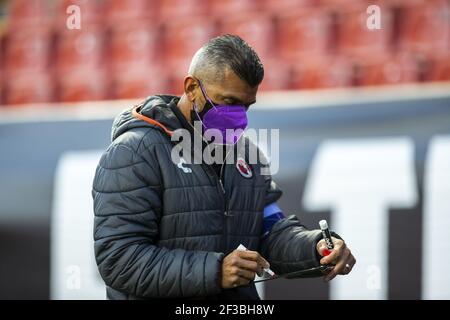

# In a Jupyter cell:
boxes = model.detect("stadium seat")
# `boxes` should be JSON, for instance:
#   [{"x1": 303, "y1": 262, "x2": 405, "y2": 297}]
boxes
[
  {"x1": 319, "y1": 0, "x2": 373, "y2": 4},
  {"x1": 111, "y1": 66, "x2": 170, "y2": 100},
  {"x1": 335, "y1": 1, "x2": 394, "y2": 57},
  {"x1": 399, "y1": 0, "x2": 450, "y2": 54},
  {"x1": 0, "y1": 77, "x2": 3, "y2": 105},
  {"x1": 258, "y1": 59, "x2": 293, "y2": 91},
  {"x1": 210, "y1": 0, "x2": 262, "y2": 16},
  {"x1": 290, "y1": 56, "x2": 353, "y2": 89},
  {"x1": 55, "y1": 26, "x2": 105, "y2": 74},
  {"x1": 0, "y1": 36, "x2": 3, "y2": 104},
  {"x1": 54, "y1": 0, "x2": 103, "y2": 27},
  {"x1": 276, "y1": 8, "x2": 332, "y2": 60},
  {"x1": 263, "y1": 0, "x2": 315, "y2": 12},
  {"x1": 4, "y1": 72, "x2": 54, "y2": 105},
  {"x1": 6, "y1": 0, "x2": 51, "y2": 29},
  {"x1": 109, "y1": 21, "x2": 160, "y2": 73},
  {"x1": 56, "y1": 68, "x2": 108, "y2": 102},
  {"x1": 0, "y1": 85, "x2": 3, "y2": 105},
  {"x1": 4, "y1": 27, "x2": 52, "y2": 74},
  {"x1": 218, "y1": 13, "x2": 276, "y2": 62},
  {"x1": 159, "y1": 0, "x2": 210, "y2": 20},
  {"x1": 319, "y1": 0, "x2": 425, "y2": 8},
  {"x1": 377, "y1": 0, "x2": 427, "y2": 8},
  {"x1": 103, "y1": 0, "x2": 157, "y2": 25},
  {"x1": 427, "y1": 54, "x2": 450, "y2": 81},
  {"x1": 163, "y1": 59, "x2": 193, "y2": 96},
  {"x1": 352, "y1": 53, "x2": 419, "y2": 86},
  {"x1": 163, "y1": 18, "x2": 219, "y2": 67}
]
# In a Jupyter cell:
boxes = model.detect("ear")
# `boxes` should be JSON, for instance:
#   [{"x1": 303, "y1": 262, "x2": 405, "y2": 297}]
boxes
[{"x1": 183, "y1": 76, "x2": 199, "y2": 103}]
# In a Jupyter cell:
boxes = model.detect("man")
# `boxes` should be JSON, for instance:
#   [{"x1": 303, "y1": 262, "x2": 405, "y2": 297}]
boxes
[{"x1": 92, "y1": 34, "x2": 355, "y2": 300}]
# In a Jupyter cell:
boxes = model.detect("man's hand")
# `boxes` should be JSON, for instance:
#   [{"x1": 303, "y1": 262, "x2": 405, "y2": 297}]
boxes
[
  {"x1": 316, "y1": 237, "x2": 356, "y2": 282},
  {"x1": 221, "y1": 249, "x2": 270, "y2": 289}
]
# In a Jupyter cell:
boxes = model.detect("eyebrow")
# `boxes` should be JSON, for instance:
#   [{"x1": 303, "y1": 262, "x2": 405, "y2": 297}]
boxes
[{"x1": 219, "y1": 94, "x2": 256, "y2": 106}]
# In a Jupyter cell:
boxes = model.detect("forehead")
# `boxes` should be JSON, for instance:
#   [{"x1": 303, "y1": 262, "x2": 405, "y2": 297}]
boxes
[{"x1": 206, "y1": 68, "x2": 258, "y2": 103}]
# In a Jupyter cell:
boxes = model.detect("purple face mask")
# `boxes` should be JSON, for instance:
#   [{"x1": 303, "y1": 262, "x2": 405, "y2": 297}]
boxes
[{"x1": 193, "y1": 80, "x2": 248, "y2": 145}]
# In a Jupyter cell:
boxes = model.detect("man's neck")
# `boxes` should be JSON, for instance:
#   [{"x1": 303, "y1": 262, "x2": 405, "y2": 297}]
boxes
[{"x1": 176, "y1": 94, "x2": 193, "y2": 124}]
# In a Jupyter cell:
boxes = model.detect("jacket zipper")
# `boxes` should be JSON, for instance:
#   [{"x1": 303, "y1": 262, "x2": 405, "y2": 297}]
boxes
[
  {"x1": 208, "y1": 146, "x2": 233, "y2": 253},
  {"x1": 198, "y1": 143, "x2": 234, "y2": 254},
  {"x1": 219, "y1": 146, "x2": 234, "y2": 253},
  {"x1": 218, "y1": 165, "x2": 228, "y2": 254}
]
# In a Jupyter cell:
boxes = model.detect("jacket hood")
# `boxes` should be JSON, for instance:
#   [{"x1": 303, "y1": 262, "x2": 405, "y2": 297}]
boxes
[{"x1": 111, "y1": 95, "x2": 181, "y2": 142}]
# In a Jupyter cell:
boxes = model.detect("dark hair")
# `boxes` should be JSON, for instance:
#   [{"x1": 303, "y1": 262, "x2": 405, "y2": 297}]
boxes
[{"x1": 194, "y1": 34, "x2": 264, "y2": 87}]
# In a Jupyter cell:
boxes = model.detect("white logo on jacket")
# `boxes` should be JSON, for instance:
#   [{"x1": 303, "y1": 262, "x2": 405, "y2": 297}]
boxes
[{"x1": 177, "y1": 158, "x2": 192, "y2": 173}]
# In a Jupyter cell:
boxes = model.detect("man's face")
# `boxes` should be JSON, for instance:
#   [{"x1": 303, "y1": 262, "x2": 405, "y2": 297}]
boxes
[{"x1": 196, "y1": 68, "x2": 258, "y2": 111}]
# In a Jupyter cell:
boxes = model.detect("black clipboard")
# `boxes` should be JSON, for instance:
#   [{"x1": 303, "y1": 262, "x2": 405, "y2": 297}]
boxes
[{"x1": 254, "y1": 265, "x2": 333, "y2": 283}]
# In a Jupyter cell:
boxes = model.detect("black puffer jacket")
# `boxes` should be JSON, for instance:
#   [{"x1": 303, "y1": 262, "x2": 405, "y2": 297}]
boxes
[{"x1": 92, "y1": 95, "x2": 326, "y2": 300}]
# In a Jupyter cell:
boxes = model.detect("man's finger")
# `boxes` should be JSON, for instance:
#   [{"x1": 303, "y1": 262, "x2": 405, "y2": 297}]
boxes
[
  {"x1": 333, "y1": 249, "x2": 351, "y2": 276},
  {"x1": 320, "y1": 242, "x2": 346, "y2": 265},
  {"x1": 236, "y1": 268, "x2": 256, "y2": 282},
  {"x1": 235, "y1": 278, "x2": 250, "y2": 287},
  {"x1": 235, "y1": 257, "x2": 259, "y2": 272},
  {"x1": 316, "y1": 241, "x2": 329, "y2": 257},
  {"x1": 256, "y1": 255, "x2": 270, "y2": 269},
  {"x1": 324, "y1": 267, "x2": 337, "y2": 282},
  {"x1": 237, "y1": 250, "x2": 270, "y2": 268},
  {"x1": 322, "y1": 267, "x2": 335, "y2": 282},
  {"x1": 341, "y1": 255, "x2": 356, "y2": 275},
  {"x1": 256, "y1": 268, "x2": 264, "y2": 277},
  {"x1": 232, "y1": 274, "x2": 253, "y2": 287},
  {"x1": 236, "y1": 250, "x2": 258, "y2": 261},
  {"x1": 324, "y1": 249, "x2": 351, "y2": 281}
]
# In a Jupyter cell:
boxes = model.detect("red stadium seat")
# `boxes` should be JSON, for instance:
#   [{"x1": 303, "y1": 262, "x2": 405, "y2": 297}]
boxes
[
  {"x1": 319, "y1": 0, "x2": 374, "y2": 4},
  {"x1": 0, "y1": 75, "x2": 3, "y2": 105},
  {"x1": 352, "y1": 53, "x2": 419, "y2": 86},
  {"x1": 258, "y1": 59, "x2": 293, "y2": 91},
  {"x1": 4, "y1": 27, "x2": 52, "y2": 74},
  {"x1": 335, "y1": 1, "x2": 394, "y2": 57},
  {"x1": 54, "y1": 0, "x2": 103, "y2": 27},
  {"x1": 210, "y1": 0, "x2": 262, "y2": 16},
  {"x1": 218, "y1": 13, "x2": 276, "y2": 62},
  {"x1": 163, "y1": 18, "x2": 219, "y2": 67},
  {"x1": 0, "y1": 81, "x2": 3, "y2": 105},
  {"x1": 399, "y1": 0, "x2": 450, "y2": 54},
  {"x1": 159, "y1": 0, "x2": 210, "y2": 20},
  {"x1": 109, "y1": 21, "x2": 160, "y2": 73},
  {"x1": 263, "y1": 0, "x2": 315, "y2": 12},
  {"x1": 164, "y1": 59, "x2": 193, "y2": 96},
  {"x1": 55, "y1": 26, "x2": 105, "y2": 74},
  {"x1": 0, "y1": 36, "x2": 3, "y2": 104},
  {"x1": 6, "y1": 0, "x2": 51, "y2": 29},
  {"x1": 290, "y1": 56, "x2": 353, "y2": 89},
  {"x1": 57, "y1": 68, "x2": 108, "y2": 102},
  {"x1": 276, "y1": 8, "x2": 332, "y2": 60},
  {"x1": 4, "y1": 72, "x2": 54, "y2": 105},
  {"x1": 104, "y1": 0, "x2": 157, "y2": 25},
  {"x1": 111, "y1": 66, "x2": 170, "y2": 100},
  {"x1": 427, "y1": 54, "x2": 450, "y2": 81},
  {"x1": 364, "y1": 0, "x2": 426, "y2": 9}
]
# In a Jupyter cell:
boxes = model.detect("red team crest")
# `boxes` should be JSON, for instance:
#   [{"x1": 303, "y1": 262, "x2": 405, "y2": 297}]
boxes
[{"x1": 236, "y1": 157, "x2": 252, "y2": 178}]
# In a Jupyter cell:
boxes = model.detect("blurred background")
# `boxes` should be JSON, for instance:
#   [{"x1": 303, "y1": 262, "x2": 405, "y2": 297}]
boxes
[
  {"x1": 0, "y1": 0, "x2": 449, "y2": 102},
  {"x1": 0, "y1": 0, "x2": 449, "y2": 300}
]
